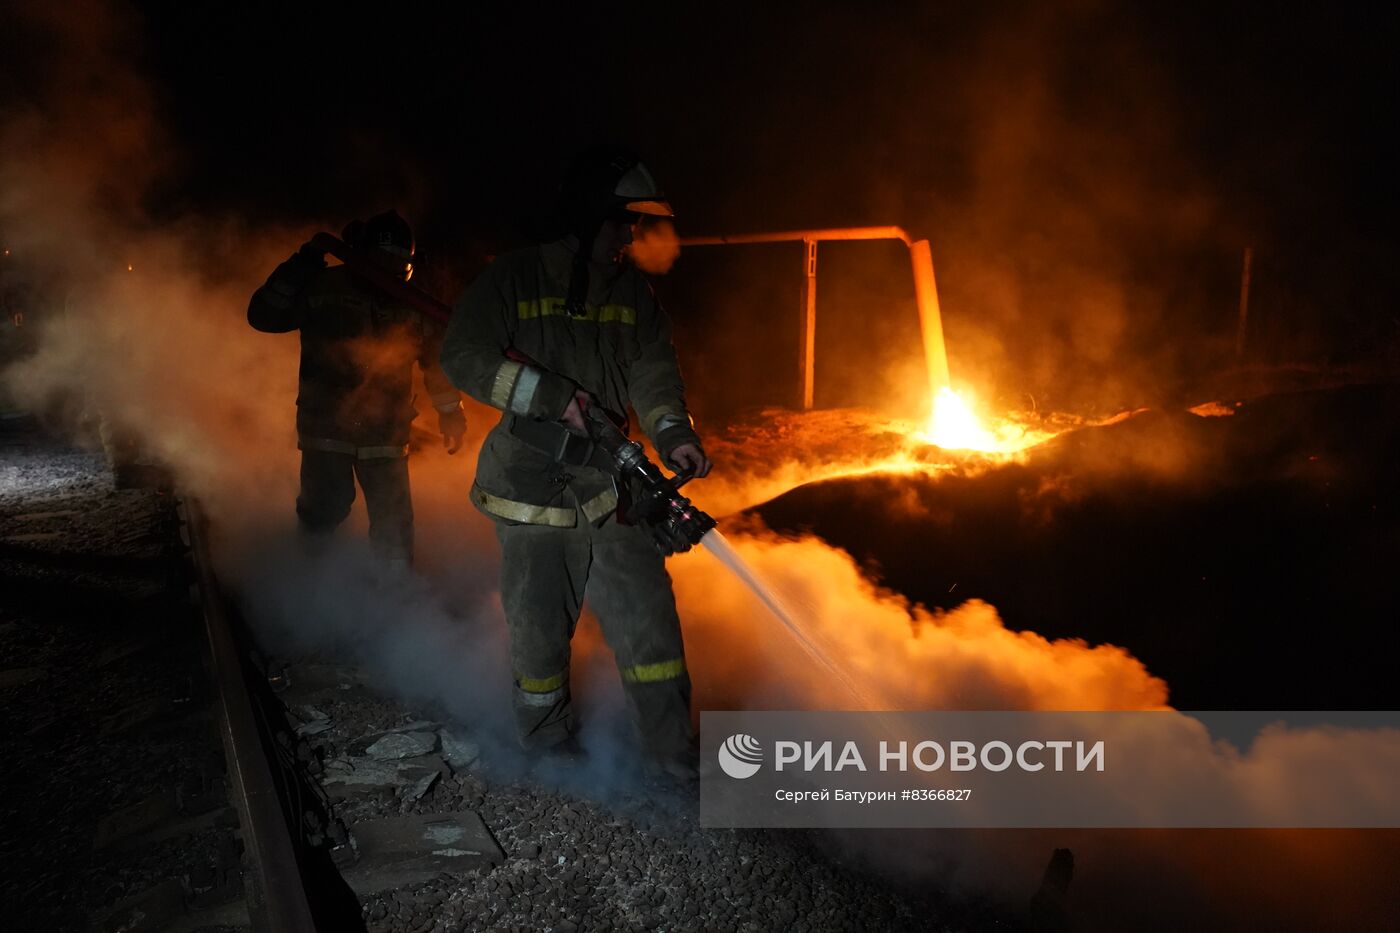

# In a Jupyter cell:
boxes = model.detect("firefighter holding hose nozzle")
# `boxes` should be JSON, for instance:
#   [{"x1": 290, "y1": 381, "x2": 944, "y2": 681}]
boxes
[
  {"x1": 248, "y1": 210, "x2": 467, "y2": 569},
  {"x1": 441, "y1": 147, "x2": 709, "y2": 780}
]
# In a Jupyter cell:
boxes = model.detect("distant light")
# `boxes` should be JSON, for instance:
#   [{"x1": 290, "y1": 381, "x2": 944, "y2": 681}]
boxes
[
  {"x1": 127, "y1": 264, "x2": 133, "y2": 272},
  {"x1": 2, "y1": 249, "x2": 9, "y2": 256}
]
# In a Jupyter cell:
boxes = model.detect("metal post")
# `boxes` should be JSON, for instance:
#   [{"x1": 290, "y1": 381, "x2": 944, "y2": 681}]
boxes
[
  {"x1": 909, "y1": 239, "x2": 950, "y2": 392},
  {"x1": 799, "y1": 238, "x2": 818, "y2": 409},
  {"x1": 1234, "y1": 246, "x2": 1253, "y2": 359}
]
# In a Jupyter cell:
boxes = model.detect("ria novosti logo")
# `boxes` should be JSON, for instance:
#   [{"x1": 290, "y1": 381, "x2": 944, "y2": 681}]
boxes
[{"x1": 718, "y1": 734, "x2": 764, "y2": 779}]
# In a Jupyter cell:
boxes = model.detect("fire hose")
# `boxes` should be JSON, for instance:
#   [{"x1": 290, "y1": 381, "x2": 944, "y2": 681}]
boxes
[
  {"x1": 502, "y1": 349, "x2": 717, "y2": 557},
  {"x1": 578, "y1": 403, "x2": 717, "y2": 556}
]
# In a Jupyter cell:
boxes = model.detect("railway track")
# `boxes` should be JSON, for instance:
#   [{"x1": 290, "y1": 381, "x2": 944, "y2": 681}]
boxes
[
  {"x1": 2, "y1": 426, "x2": 993, "y2": 932},
  {"x1": 184, "y1": 497, "x2": 360, "y2": 932}
]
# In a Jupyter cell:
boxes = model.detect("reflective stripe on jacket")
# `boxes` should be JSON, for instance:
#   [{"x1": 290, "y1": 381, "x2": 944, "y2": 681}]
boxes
[{"x1": 442, "y1": 240, "x2": 700, "y2": 525}]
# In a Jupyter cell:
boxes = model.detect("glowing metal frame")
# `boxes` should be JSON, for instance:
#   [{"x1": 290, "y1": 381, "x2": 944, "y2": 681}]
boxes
[{"x1": 680, "y1": 227, "x2": 951, "y2": 409}]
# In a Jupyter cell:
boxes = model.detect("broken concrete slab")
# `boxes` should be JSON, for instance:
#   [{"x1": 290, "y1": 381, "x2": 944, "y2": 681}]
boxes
[
  {"x1": 296, "y1": 719, "x2": 333, "y2": 738},
  {"x1": 323, "y1": 756, "x2": 404, "y2": 788},
  {"x1": 398, "y1": 753, "x2": 451, "y2": 778},
  {"x1": 401, "y1": 771, "x2": 438, "y2": 802},
  {"x1": 322, "y1": 754, "x2": 446, "y2": 799},
  {"x1": 365, "y1": 731, "x2": 438, "y2": 760},
  {"x1": 341, "y1": 811, "x2": 503, "y2": 896},
  {"x1": 439, "y1": 728, "x2": 481, "y2": 771},
  {"x1": 287, "y1": 704, "x2": 333, "y2": 736}
]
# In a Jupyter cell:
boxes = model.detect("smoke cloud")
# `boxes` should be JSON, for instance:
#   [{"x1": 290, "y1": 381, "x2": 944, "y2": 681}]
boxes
[{"x1": 3, "y1": 3, "x2": 1395, "y2": 930}]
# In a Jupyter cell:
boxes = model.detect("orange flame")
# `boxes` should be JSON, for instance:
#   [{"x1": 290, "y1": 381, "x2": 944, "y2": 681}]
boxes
[{"x1": 917, "y1": 386, "x2": 1056, "y2": 454}]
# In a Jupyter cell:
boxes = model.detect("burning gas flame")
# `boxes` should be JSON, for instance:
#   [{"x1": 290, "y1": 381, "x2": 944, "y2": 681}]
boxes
[
  {"x1": 922, "y1": 386, "x2": 995, "y2": 450},
  {"x1": 917, "y1": 386, "x2": 1053, "y2": 453}
]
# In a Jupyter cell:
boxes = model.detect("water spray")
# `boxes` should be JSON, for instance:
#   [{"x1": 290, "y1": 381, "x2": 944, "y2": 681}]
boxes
[
  {"x1": 577, "y1": 404, "x2": 875, "y2": 707},
  {"x1": 698, "y1": 530, "x2": 878, "y2": 710}
]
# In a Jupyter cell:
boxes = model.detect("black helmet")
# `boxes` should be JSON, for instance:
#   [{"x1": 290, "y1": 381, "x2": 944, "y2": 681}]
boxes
[
  {"x1": 343, "y1": 210, "x2": 415, "y2": 280},
  {"x1": 559, "y1": 146, "x2": 673, "y2": 239},
  {"x1": 558, "y1": 147, "x2": 672, "y2": 314}
]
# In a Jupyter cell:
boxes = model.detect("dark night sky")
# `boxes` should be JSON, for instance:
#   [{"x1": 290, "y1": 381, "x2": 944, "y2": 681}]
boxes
[
  {"x1": 121, "y1": 3, "x2": 1393, "y2": 238},
  {"x1": 132, "y1": 4, "x2": 1394, "y2": 233},
  {"x1": 4, "y1": 0, "x2": 1397, "y2": 412}
]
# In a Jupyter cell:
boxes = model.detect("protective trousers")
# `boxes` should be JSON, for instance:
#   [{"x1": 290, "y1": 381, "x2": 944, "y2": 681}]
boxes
[
  {"x1": 495, "y1": 514, "x2": 693, "y2": 766},
  {"x1": 296, "y1": 449, "x2": 414, "y2": 564}
]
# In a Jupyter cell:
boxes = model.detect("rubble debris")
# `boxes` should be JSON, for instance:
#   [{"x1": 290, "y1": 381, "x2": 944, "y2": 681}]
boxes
[
  {"x1": 291, "y1": 704, "x2": 333, "y2": 737},
  {"x1": 342, "y1": 812, "x2": 503, "y2": 895},
  {"x1": 365, "y1": 731, "x2": 438, "y2": 760},
  {"x1": 322, "y1": 754, "x2": 447, "y2": 798},
  {"x1": 438, "y1": 728, "x2": 481, "y2": 772},
  {"x1": 324, "y1": 756, "x2": 405, "y2": 788},
  {"x1": 402, "y1": 771, "x2": 439, "y2": 803},
  {"x1": 294, "y1": 717, "x2": 333, "y2": 737}
]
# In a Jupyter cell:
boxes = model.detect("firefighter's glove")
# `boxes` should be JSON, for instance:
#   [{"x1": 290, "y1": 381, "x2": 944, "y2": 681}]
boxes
[
  {"x1": 297, "y1": 240, "x2": 329, "y2": 264},
  {"x1": 560, "y1": 389, "x2": 593, "y2": 435},
  {"x1": 269, "y1": 246, "x2": 326, "y2": 295},
  {"x1": 654, "y1": 421, "x2": 708, "y2": 478},
  {"x1": 438, "y1": 407, "x2": 467, "y2": 454},
  {"x1": 643, "y1": 517, "x2": 693, "y2": 558},
  {"x1": 665, "y1": 442, "x2": 712, "y2": 479}
]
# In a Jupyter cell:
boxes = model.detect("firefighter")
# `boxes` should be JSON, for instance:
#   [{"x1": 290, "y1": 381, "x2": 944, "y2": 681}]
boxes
[
  {"x1": 440, "y1": 148, "x2": 710, "y2": 778},
  {"x1": 248, "y1": 210, "x2": 466, "y2": 567}
]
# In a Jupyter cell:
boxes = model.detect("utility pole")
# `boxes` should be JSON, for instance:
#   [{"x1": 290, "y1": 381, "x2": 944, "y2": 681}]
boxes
[
  {"x1": 1234, "y1": 246, "x2": 1253, "y2": 359},
  {"x1": 798, "y1": 238, "x2": 817, "y2": 409}
]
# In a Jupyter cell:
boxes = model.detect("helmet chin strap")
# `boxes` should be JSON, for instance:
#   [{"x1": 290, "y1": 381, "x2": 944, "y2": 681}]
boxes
[{"x1": 564, "y1": 227, "x2": 599, "y2": 317}]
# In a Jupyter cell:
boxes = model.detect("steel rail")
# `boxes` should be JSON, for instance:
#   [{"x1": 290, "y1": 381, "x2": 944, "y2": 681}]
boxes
[{"x1": 184, "y1": 498, "x2": 318, "y2": 933}]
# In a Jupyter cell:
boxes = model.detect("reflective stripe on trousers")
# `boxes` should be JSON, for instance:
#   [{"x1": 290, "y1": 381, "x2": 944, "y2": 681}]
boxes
[{"x1": 495, "y1": 513, "x2": 692, "y2": 758}]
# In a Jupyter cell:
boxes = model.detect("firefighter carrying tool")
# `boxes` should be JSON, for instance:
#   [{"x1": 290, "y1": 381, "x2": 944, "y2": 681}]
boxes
[
  {"x1": 248, "y1": 210, "x2": 466, "y2": 568},
  {"x1": 440, "y1": 147, "x2": 710, "y2": 779}
]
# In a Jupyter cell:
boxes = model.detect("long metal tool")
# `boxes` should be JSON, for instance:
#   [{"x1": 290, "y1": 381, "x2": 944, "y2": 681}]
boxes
[{"x1": 307, "y1": 232, "x2": 452, "y2": 325}]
